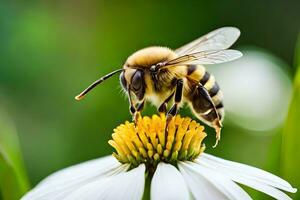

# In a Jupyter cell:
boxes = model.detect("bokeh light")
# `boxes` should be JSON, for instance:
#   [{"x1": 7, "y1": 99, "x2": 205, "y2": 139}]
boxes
[{"x1": 209, "y1": 49, "x2": 292, "y2": 132}]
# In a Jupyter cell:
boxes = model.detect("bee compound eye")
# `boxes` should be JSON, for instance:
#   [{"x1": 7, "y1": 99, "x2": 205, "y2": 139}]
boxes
[
  {"x1": 131, "y1": 70, "x2": 144, "y2": 91},
  {"x1": 119, "y1": 71, "x2": 127, "y2": 90}
]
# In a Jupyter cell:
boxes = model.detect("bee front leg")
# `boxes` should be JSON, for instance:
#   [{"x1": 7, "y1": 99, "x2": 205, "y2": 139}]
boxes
[
  {"x1": 127, "y1": 87, "x2": 137, "y2": 121},
  {"x1": 166, "y1": 79, "x2": 183, "y2": 123},
  {"x1": 158, "y1": 92, "x2": 175, "y2": 113},
  {"x1": 127, "y1": 86, "x2": 145, "y2": 123},
  {"x1": 134, "y1": 101, "x2": 145, "y2": 123}
]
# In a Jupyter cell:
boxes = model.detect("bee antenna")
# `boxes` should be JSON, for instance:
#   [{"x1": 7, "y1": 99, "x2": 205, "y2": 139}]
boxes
[{"x1": 75, "y1": 69, "x2": 123, "y2": 101}]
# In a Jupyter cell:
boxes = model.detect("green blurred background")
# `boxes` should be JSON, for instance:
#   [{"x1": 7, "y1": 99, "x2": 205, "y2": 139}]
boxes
[{"x1": 0, "y1": 0, "x2": 300, "y2": 199}]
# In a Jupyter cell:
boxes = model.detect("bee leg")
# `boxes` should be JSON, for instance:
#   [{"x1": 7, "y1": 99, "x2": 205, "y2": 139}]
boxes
[
  {"x1": 166, "y1": 79, "x2": 183, "y2": 123},
  {"x1": 127, "y1": 87, "x2": 137, "y2": 122},
  {"x1": 129, "y1": 105, "x2": 136, "y2": 122},
  {"x1": 213, "y1": 120, "x2": 222, "y2": 148},
  {"x1": 127, "y1": 86, "x2": 146, "y2": 124},
  {"x1": 158, "y1": 92, "x2": 175, "y2": 113},
  {"x1": 197, "y1": 84, "x2": 222, "y2": 147},
  {"x1": 133, "y1": 101, "x2": 145, "y2": 123}
]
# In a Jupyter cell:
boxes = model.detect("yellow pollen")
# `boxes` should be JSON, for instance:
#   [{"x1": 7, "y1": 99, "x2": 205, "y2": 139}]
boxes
[{"x1": 108, "y1": 114, "x2": 206, "y2": 167}]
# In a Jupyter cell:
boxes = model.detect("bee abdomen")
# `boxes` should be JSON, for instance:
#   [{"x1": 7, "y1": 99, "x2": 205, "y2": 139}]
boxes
[
  {"x1": 207, "y1": 81, "x2": 224, "y2": 122},
  {"x1": 187, "y1": 67, "x2": 224, "y2": 124},
  {"x1": 208, "y1": 83, "x2": 219, "y2": 97},
  {"x1": 201, "y1": 70, "x2": 224, "y2": 117},
  {"x1": 215, "y1": 101, "x2": 224, "y2": 121},
  {"x1": 200, "y1": 71, "x2": 210, "y2": 85}
]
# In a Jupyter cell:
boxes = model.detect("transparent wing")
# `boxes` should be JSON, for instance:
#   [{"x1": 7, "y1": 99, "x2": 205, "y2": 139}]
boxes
[
  {"x1": 166, "y1": 49, "x2": 242, "y2": 65},
  {"x1": 175, "y1": 27, "x2": 241, "y2": 56}
]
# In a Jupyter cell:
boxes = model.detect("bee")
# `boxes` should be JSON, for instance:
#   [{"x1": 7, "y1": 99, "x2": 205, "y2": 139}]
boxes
[{"x1": 75, "y1": 27, "x2": 242, "y2": 146}]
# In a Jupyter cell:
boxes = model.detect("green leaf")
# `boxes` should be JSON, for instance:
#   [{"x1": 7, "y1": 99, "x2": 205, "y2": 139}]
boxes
[
  {"x1": 281, "y1": 33, "x2": 300, "y2": 199},
  {"x1": 0, "y1": 111, "x2": 30, "y2": 200}
]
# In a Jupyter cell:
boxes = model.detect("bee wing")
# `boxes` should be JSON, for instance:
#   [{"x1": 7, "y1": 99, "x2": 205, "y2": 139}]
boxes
[
  {"x1": 175, "y1": 27, "x2": 241, "y2": 56},
  {"x1": 166, "y1": 49, "x2": 242, "y2": 65}
]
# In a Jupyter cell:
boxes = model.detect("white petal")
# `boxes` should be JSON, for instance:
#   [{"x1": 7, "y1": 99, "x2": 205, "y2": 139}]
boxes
[
  {"x1": 151, "y1": 162, "x2": 189, "y2": 200},
  {"x1": 179, "y1": 161, "x2": 251, "y2": 200},
  {"x1": 22, "y1": 156, "x2": 129, "y2": 200},
  {"x1": 64, "y1": 164, "x2": 146, "y2": 200},
  {"x1": 198, "y1": 153, "x2": 297, "y2": 193}
]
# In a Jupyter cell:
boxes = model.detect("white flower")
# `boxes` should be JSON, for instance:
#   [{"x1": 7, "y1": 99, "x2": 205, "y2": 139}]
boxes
[
  {"x1": 22, "y1": 115, "x2": 297, "y2": 200},
  {"x1": 21, "y1": 153, "x2": 297, "y2": 200}
]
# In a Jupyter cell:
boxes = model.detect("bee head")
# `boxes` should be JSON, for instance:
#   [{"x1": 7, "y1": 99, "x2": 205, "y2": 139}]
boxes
[{"x1": 120, "y1": 68, "x2": 145, "y2": 101}]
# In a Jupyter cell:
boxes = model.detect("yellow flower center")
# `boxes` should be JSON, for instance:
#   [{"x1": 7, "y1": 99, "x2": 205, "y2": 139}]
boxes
[{"x1": 109, "y1": 114, "x2": 206, "y2": 168}]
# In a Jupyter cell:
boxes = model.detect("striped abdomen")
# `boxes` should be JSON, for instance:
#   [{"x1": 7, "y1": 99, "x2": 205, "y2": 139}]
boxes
[{"x1": 185, "y1": 65, "x2": 224, "y2": 128}]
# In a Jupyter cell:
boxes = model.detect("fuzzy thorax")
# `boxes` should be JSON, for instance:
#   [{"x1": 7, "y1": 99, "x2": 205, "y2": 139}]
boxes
[{"x1": 108, "y1": 114, "x2": 206, "y2": 169}]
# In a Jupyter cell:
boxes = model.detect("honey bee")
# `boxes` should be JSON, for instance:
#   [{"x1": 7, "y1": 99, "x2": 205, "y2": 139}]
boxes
[{"x1": 75, "y1": 27, "x2": 242, "y2": 146}]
